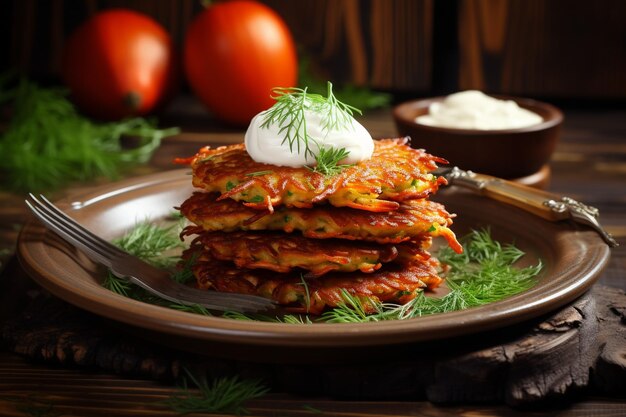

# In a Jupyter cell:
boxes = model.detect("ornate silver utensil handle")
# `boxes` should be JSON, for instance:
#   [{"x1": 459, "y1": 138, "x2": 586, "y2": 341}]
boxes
[{"x1": 438, "y1": 167, "x2": 618, "y2": 247}]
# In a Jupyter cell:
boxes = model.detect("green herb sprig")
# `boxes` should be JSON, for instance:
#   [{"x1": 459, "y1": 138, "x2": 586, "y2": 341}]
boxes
[
  {"x1": 102, "y1": 221, "x2": 541, "y2": 325},
  {"x1": 260, "y1": 82, "x2": 360, "y2": 176},
  {"x1": 0, "y1": 76, "x2": 179, "y2": 193},
  {"x1": 321, "y1": 229, "x2": 542, "y2": 323},
  {"x1": 311, "y1": 145, "x2": 352, "y2": 176},
  {"x1": 102, "y1": 219, "x2": 185, "y2": 299},
  {"x1": 165, "y1": 369, "x2": 268, "y2": 415},
  {"x1": 113, "y1": 221, "x2": 183, "y2": 269}
]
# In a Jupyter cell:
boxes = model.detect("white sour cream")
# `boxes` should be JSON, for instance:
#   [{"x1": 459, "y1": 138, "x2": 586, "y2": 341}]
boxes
[
  {"x1": 245, "y1": 107, "x2": 374, "y2": 167},
  {"x1": 416, "y1": 90, "x2": 543, "y2": 130}
]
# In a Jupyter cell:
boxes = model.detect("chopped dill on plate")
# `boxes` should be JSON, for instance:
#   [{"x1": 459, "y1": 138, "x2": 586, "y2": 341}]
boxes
[{"x1": 101, "y1": 220, "x2": 542, "y2": 324}]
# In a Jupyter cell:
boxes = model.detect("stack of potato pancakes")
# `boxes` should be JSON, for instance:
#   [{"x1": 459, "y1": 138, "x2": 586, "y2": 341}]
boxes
[{"x1": 177, "y1": 137, "x2": 462, "y2": 314}]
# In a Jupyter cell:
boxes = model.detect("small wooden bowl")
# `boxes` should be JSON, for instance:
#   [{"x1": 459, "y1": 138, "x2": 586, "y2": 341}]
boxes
[{"x1": 392, "y1": 96, "x2": 563, "y2": 178}]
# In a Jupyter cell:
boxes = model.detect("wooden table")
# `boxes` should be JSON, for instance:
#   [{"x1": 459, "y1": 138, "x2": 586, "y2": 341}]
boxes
[{"x1": 1, "y1": 99, "x2": 625, "y2": 416}]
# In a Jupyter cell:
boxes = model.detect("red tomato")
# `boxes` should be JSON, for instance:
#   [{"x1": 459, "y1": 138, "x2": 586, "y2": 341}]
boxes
[
  {"x1": 62, "y1": 9, "x2": 175, "y2": 120},
  {"x1": 184, "y1": 0, "x2": 298, "y2": 125}
]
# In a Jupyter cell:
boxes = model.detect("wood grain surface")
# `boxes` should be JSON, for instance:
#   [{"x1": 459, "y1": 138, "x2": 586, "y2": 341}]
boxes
[
  {"x1": 3, "y1": 0, "x2": 435, "y2": 92},
  {"x1": 1, "y1": 265, "x2": 624, "y2": 406},
  {"x1": 1, "y1": 101, "x2": 625, "y2": 416},
  {"x1": 1, "y1": 352, "x2": 626, "y2": 417},
  {"x1": 4, "y1": 0, "x2": 626, "y2": 97},
  {"x1": 458, "y1": 0, "x2": 626, "y2": 98},
  {"x1": 2, "y1": 351, "x2": 625, "y2": 417}
]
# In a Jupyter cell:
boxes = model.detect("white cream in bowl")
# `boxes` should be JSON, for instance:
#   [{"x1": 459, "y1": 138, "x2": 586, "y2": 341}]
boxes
[{"x1": 415, "y1": 90, "x2": 543, "y2": 130}]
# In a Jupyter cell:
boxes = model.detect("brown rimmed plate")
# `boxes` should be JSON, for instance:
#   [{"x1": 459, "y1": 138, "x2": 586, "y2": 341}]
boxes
[{"x1": 17, "y1": 169, "x2": 610, "y2": 352}]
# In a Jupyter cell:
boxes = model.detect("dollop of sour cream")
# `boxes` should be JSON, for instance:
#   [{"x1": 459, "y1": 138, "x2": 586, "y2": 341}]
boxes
[
  {"x1": 245, "y1": 107, "x2": 374, "y2": 167},
  {"x1": 416, "y1": 90, "x2": 543, "y2": 130}
]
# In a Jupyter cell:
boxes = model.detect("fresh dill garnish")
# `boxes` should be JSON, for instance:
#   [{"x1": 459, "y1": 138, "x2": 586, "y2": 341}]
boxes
[
  {"x1": 298, "y1": 273, "x2": 311, "y2": 313},
  {"x1": 101, "y1": 219, "x2": 186, "y2": 300},
  {"x1": 102, "y1": 221, "x2": 540, "y2": 324},
  {"x1": 102, "y1": 271, "x2": 133, "y2": 297},
  {"x1": 320, "y1": 289, "x2": 385, "y2": 323},
  {"x1": 281, "y1": 314, "x2": 314, "y2": 325},
  {"x1": 320, "y1": 229, "x2": 542, "y2": 323},
  {"x1": 113, "y1": 221, "x2": 184, "y2": 269},
  {"x1": 261, "y1": 86, "x2": 310, "y2": 157},
  {"x1": 165, "y1": 369, "x2": 268, "y2": 415},
  {"x1": 260, "y1": 82, "x2": 360, "y2": 176},
  {"x1": 169, "y1": 303, "x2": 212, "y2": 316},
  {"x1": 310, "y1": 145, "x2": 352, "y2": 176},
  {"x1": 222, "y1": 310, "x2": 313, "y2": 324},
  {"x1": 0, "y1": 76, "x2": 179, "y2": 193}
]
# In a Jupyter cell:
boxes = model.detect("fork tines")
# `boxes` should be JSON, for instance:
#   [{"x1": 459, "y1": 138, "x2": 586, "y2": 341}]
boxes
[{"x1": 25, "y1": 194, "x2": 276, "y2": 313}]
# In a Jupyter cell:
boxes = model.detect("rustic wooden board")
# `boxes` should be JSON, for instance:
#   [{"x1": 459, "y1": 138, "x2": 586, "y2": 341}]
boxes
[
  {"x1": 1, "y1": 253, "x2": 625, "y2": 407},
  {"x1": 2, "y1": 350, "x2": 626, "y2": 417},
  {"x1": 1, "y1": 104, "x2": 624, "y2": 416}
]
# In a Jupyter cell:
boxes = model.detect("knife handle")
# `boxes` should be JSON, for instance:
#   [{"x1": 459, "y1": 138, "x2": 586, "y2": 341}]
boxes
[
  {"x1": 446, "y1": 167, "x2": 618, "y2": 247},
  {"x1": 469, "y1": 173, "x2": 568, "y2": 221}
]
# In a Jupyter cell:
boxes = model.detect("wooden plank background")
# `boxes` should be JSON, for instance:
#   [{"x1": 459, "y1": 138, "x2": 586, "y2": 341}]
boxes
[
  {"x1": 2, "y1": 0, "x2": 626, "y2": 98},
  {"x1": 458, "y1": 0, "x2": 626, "y2": 98}
]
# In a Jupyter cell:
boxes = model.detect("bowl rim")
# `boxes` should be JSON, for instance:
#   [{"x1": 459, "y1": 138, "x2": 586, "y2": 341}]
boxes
[{"x1": 392, "y1": 94, "x2": 563, "y2": 135}]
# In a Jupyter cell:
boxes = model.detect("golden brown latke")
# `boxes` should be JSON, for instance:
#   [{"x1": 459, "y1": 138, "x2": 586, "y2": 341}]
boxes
[
  {"x1": 188, "y1": 230, "x2": 432, "y2": 276},
  {"x1": 175, "y1": 137, "x2": 448, "y2": 213},
  {"x1": 178, "y1": 191, "x2": 462, "y2": 252},
  {"x1": 183, "y1": 243, "x2": 443, "y2": 315}
]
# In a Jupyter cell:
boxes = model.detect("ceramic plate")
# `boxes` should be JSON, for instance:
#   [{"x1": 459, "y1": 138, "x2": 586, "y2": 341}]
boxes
[{"x1": 17, "y1": 169, "x2": 610, "y2": 350}]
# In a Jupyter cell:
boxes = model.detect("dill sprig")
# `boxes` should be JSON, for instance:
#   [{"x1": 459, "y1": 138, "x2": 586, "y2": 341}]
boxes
[
  {"x1": 165, "y1": 369, "x2": 268, "y2": 415},
  {"x1": 320, "y1": 229, "x2": 542, "y2": 323},
  {"x1": 260, "y1": 82, "x2": 360, "y2": 175},
  {"x1": 320, "y1": 290, "x2": 386, "y2": 323},
  {"x1": 311, "y1": 145, "x2": 352, "y2": 176},
  {"x1": 322, "y1": 81, "x2": 362, "y2": 132},
  {"x1": 169, "y1": 303, "x2": 212, "y2": 316},
  {"x1": 222, "y1": 310, "x2": 313, "y2": 324},
  {"x1": 102, "y1": 220, "x2": 540, "y2": 325},
  {"x1": 298, "y1": 273, "x2": 311, "y2": 313},
  {"x1": 113, "y1": 221, "x2": 184, "y2": 269},
  {"x1": 101, "y1": 219, "x2": 186, "y2": 298},
  {"x1": 261, "y1": 86, "x2": 310, "y2": 158},
  {"x1": 0, "y1": 76, "x2": 179, "y2": 193},
  {"x1": 99, "y1": 219, "x2": 225, "y2": 317},
  {"x1": 102, "y1": 272, "x2": 133, "y2": 297}
]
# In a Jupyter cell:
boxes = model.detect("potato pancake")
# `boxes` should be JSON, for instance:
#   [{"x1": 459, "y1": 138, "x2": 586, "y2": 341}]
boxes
[
  {"x1": 184, "y1": 244, "x2": 443, "y2": 315},
  {"x1": 176, "y1": 137, "x2": 448, "y2": 213},
  {"x1": 189, "y1": 230, "x2": 432, "y2": 276},
  {"x1": 179, "y1": 192, "x2": 462, "y2": 252}
]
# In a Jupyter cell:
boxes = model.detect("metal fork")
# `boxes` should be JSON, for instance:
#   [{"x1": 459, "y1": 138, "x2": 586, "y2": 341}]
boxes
[{"x1": 25, "y1": 194, "x2": 275, "y2": 313}]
